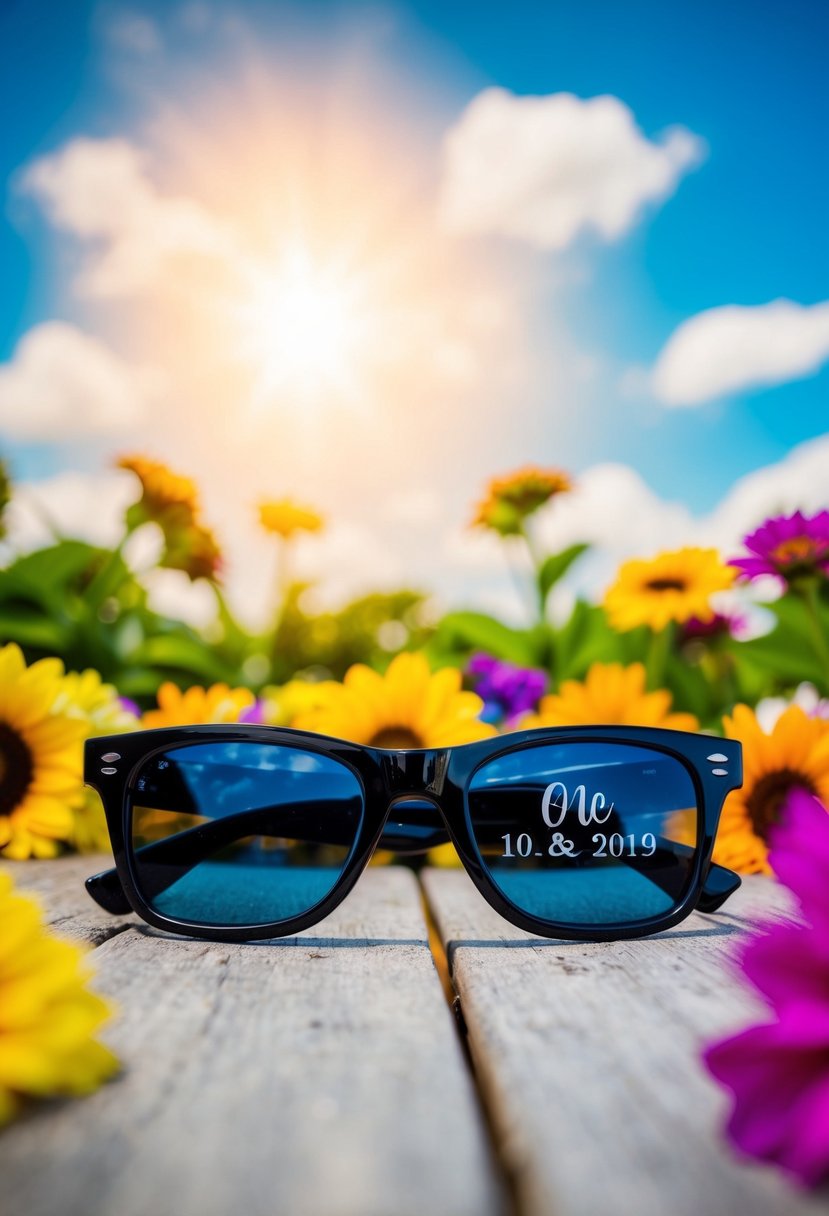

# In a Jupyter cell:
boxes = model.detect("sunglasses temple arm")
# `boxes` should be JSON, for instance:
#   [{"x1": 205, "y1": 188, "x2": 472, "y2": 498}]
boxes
[
  {"x1": 85, "y1": 800, "x2": 451, "y2": 913},
  {"x1": 696, "y1": 861, "x2": 741, "y2": 911}
]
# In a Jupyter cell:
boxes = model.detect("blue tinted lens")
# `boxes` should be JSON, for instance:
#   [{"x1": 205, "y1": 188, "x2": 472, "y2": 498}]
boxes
[
  {"x1": 467, "y1": 741, "x2": 698, "y2": 926},
  {"x1": 129, "y1": 741, "x2": 364, "y2": 926}
]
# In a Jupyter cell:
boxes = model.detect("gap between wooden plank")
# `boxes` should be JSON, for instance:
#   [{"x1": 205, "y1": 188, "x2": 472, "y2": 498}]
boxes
[
  {"x1": 422, "y1": 868, "x2": 824, "y2": 1216},
  {"x1": 1, "y1": 857, "x2": 509, "y2": 1216}
]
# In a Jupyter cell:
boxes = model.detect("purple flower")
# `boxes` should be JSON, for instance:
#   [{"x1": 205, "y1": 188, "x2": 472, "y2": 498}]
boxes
[
  {"x1": 704, "y1": 789, "x2": 829, "y2": 1187},
  {"x1": 729, "y1": 510, "x2": 829, "y2": 585},
  {"x1": 239, "y1": 699, "x2": 266, "y2": 725},
  {"x1": 118, "y1": 696, "x2": 142, "y2": 718},
  {"x1": 467, "y1": 653, "x2": 546, "y2": 725}
]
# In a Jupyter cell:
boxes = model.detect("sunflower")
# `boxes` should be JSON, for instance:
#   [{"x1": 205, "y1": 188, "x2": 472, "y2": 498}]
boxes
[
  {"x1": 604, "y1": 547, "x2": 736, "y2": 632},
  {"x1": 259, "y1": 499, "x2": 324, "y2": 540},
  {"x1": 472, "y1": 466, "x2": 571, "y2": 536},
  {"x1": 0, "y1": 645, "x2": 87, "y2": 861},
  {"x1": 142, "y1": 682, "x2": 256, "y2": 729},
  {"x1": 0, "y1": 871, "x2": 118, "y2": 1125},
  {"x1": 291, "y1": 652, "x2": 496, "y2": 748},
  {"x1": 714, "y1": 704, "x2": 829, "y2": 874},
  {"x1": 520, "y1": 662, "x2": 699, "y2": 731}
]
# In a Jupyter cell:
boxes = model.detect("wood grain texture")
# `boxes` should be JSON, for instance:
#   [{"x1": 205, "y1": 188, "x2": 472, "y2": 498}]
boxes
[
  {"x1": 0, "y1": 855, "x2": 136, "y2": 945},
  {"x1": 1, "y1": 860, "x2": 505, "y2": 1216},
  {"x1": 423, "y1": 869, "x2": 822, "y2": 1216}
]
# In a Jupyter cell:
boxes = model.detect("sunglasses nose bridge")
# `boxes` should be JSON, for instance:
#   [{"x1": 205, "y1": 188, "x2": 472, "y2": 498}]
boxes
[
  {"x1": 380, "y1": 792, "x2": 448, "y2": 853},
  {"x1": 382, "y1": 748, "x2": 450, "y2": 797}
]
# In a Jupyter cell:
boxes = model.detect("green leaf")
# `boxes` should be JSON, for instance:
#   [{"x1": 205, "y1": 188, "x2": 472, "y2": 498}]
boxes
[
  {"x1": 134, "y1": 635, "x2": 237, "y2": 684},
  {"x1": 0, "y1": 607, "x2": 69, "y2": 652},
  {"x1": 431, "y1": 612, "x2": 536, "y2": 665},
  {"x1": 537, "y1": 543, "x2": 589, "y2": 606}
]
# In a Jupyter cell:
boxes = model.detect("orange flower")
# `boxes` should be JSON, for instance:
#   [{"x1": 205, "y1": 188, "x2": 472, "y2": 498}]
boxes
[
  {"x1": 142, "y1": 682, "x2": 255, "y2": 729},
  {"x1": 472, "y1": 466, "x2": 571, "y2": 536},
  {"x1": 521, "y1": 662, "x2": 698, "y2": 731},
  {"x1": 118, "y1": 455, "x2": 199, "y2": 519}
]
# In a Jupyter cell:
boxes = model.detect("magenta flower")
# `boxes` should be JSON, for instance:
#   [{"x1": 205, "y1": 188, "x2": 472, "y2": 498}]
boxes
[
  {"x1": 239, "y1": 699, "x2": 266, "y2": 725},
  {"x1": 704, "y1": 789, "x2": 829, "y2": 1187},
  {"x1": 679, "y1": 610, "x2": 749, "y2": 644},
  {"x1": 729, "y1": 510, "x2": 829, "y2": 585},
  {"x1": 466, "y1": 653, "x2": 546, "y2": 725}
]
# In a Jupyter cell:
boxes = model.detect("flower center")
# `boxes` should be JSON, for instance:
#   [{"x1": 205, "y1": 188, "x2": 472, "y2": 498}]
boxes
[
  {"x1": 745, "y1": 769, "x2": 816, "y2": 839},
  {"x1": 769, "y1": 537, "x2": 824, "y2": 577},
  {"x1": 644, "y1": 578, "x2": 687, "y2": 593},
  {"x1": 368, "y1": 726, "x2": 424, "y2": 750},
  {"x1": 0, "y1": 722, "x2": 34, "y2": 815}
]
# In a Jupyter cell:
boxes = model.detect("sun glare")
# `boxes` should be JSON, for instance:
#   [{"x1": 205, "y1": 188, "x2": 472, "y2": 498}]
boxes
[{"x1": 229, "y1": 245, "x2": 376, "y2": 411}]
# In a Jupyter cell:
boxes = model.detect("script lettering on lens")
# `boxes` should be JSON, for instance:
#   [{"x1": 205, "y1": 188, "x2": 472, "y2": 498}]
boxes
[{"x1": 541, "y1": 781, "x2": 614, "y2": 829}]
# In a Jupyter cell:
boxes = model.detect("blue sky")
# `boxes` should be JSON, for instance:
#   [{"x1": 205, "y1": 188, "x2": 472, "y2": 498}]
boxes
[{"x1": 0, "y1": 0, "x2": 827, "y2": 619}]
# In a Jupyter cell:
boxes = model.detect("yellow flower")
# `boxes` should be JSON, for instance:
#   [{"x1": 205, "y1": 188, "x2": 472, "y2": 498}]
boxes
[
  {"x1": 0, "y1": 645, "x2": 87, "y2": 861},
  {"x1": 55, "y1": 669, "x2": 139, "y2": 736},
  {"x1": 291, "y1": 652, "x2": 496, "y2": 748},
  {"x1": 604, "y1": 547, "x2": 735, "y2": 632},
  {"x1": 142, "y1": 681, "x2": 256, "y2": 729},
  {"x1": 521, "y1": 662, "x2": 699, "y2": 731},
  {"x1": 714, "y1": 704, "x2": 829, "y2": 875},
  {"x1": 260, "y1": 679, "x2": 338, "y2": 726},
  {"x1": 0, "y1": 872, "x2": 118, "y2": 1125},
  {"x1": 52, "y1": 669, "x2": 139, "y2": 855},
  {"x1": 472, "y1": 466, "x2": 572, "y2": 536},
  {"x1": 118, "y1": 455, "x2": 199, "y2": 517},
  {"x1": 259, "y1": 499, "x2": 324, "y2": 540}
]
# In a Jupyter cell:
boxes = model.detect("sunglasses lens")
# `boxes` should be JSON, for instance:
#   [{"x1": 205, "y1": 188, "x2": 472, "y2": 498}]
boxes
[
  {"x1": 128, "y1": 741, "x2": 364, "y2": 927},
  {"x1": 467, "y1": 741, "x2": 698, "y2": 927}
]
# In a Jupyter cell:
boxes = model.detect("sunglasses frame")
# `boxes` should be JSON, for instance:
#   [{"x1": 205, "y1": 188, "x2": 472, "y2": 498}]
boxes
[{"x1": 85, "y1": 723, "x2": 743, "y2": 943}]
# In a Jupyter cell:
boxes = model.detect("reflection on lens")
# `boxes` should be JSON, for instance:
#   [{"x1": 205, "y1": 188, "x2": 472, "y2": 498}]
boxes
[
  {"x1": 467, "y1": 741, "x2": 698, "y2": 927},
  {"x1": 129, "y1": 741, "x2": 364, "y2": 926}
]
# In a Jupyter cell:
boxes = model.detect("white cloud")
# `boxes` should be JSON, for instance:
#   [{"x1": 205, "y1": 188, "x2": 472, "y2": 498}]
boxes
[
  {"x1": 439, "y1": 88, "x2": 704, "y2": 250},
  {"x1": 19, "y1": 138, "x2": 236, "y2": 296},
  {"x1": 0, "y1": 322, "x2": 161, "y2": 438},
  {"x1": 4, "y1": 470, "x2": 134, "y2": 551},
  {"x1": 441, "y1": 435, "x2": 829, "y2": 619},
  {"x1": 6, "y1": 438, "x2": 828, "y2": 635},
  {"x1": 652, "y1": 299, "x2": 829, "y2": 406}
]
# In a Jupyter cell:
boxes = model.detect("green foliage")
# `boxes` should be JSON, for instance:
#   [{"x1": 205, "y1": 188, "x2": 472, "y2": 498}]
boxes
[
  {"x1": 0, "y1": 537, "x2": 434, "y2": 702},
  {"x1": 537, "y1": 543, "x2": 590, "y2": 612}
]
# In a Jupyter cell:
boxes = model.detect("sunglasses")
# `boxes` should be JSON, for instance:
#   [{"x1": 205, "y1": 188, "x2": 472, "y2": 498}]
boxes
[{"x1": 84, "y1": 724, "x2": 743, "y2": 943}]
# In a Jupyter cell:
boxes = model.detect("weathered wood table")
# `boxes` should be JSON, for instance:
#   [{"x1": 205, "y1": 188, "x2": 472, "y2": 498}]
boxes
[{"x1": 0, "y1": 857, "x2": 823, "y2": 1216}]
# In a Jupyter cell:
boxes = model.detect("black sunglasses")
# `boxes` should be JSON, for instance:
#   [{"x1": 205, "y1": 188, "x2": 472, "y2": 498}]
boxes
[{"x1": 84, "y1": 724, "x2": 743, "y2": 943}]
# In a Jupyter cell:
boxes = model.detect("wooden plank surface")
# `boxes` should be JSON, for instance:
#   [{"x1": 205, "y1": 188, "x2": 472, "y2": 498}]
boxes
[
  {"x1": 0, "y1": 857, "x2": 505, "y2": 1216},
  {"x1": 423, "y1": 869, "x2": 822, "y2": 1216}
]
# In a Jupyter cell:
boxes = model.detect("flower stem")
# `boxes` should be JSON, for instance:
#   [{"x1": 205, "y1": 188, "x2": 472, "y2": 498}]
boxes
[
  {"x1": 798, "y1": 580, "x2": 829, "y2": 693},
  {"x1": 646, "y1": 624, "x2": 672, "y2": 690}
]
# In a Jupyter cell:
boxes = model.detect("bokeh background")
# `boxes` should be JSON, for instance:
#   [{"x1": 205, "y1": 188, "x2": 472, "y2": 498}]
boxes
[{"x1": 2, "y1": 0, "x2": 827, "y2": 633}]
